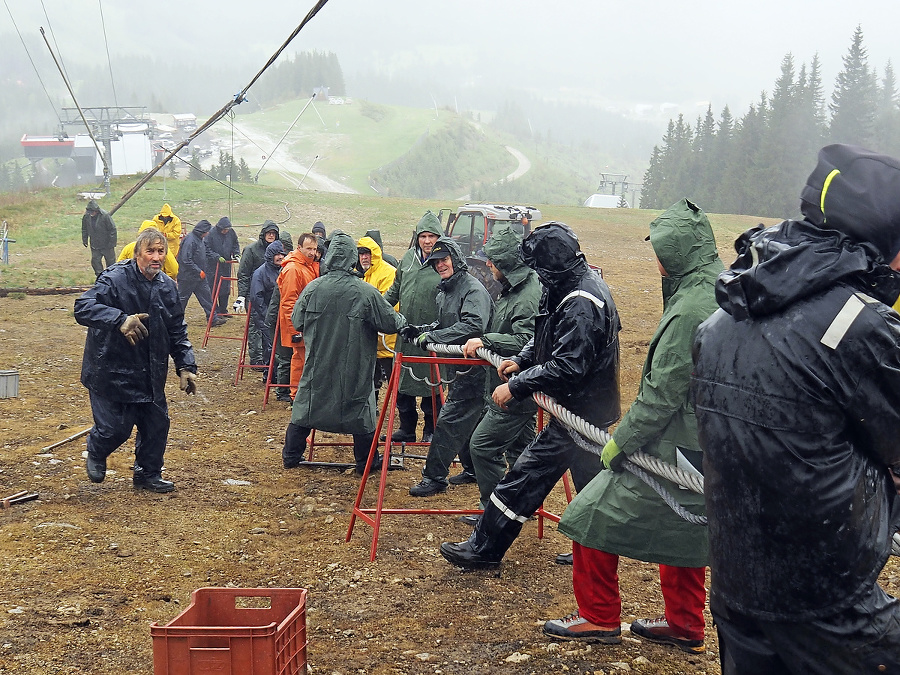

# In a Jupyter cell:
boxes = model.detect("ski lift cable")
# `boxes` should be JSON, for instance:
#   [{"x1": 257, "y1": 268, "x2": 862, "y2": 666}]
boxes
[
  {"x1": 3, "y1": 0, "x2": 62, "y2": 125},
  {"x1": 96, "y1": 0, "x2": 120, "y2": 108},
  {"x1": 255, "y1": 93, "x2": 317, "y2": 181},
  {"x1": 110, "y1": 0, "x2": 331, "y2": 216},
  {"x1": 170, "y1": 153, "x2": 242, "y2": 195},
  {"x1": 39, "y1": 0, "x2": 70, "y2": 86},
  {"x1": 39, "y1": 27, "x2": 109, "y2": 181}
]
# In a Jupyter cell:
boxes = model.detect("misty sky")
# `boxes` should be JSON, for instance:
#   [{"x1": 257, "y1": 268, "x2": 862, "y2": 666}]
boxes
[{"x1": 4, "y1": 0, "x2": 899, "y2": 121}]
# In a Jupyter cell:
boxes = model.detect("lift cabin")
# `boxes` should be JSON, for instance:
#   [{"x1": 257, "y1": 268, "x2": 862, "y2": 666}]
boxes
[{"x1": 440, "y1": 204, "x2": 541, "y2": 295}]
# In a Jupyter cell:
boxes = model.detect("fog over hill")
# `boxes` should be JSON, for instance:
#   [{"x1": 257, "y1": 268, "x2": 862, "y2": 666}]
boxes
[{"x1": 2, "y1": 0, "x2": 898, "y2": 168}]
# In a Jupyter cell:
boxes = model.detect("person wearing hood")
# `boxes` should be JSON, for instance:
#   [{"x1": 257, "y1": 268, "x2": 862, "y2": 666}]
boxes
[
  {"x1": 458, "y1": 225, "x2": 542, "y2": 514},
  {"x1": 364, "y1": 229, "x2": 399, "y2": 267},
  {"x1": 383, "y1": 211, "x2": 445, "y2": 442},
  {"x1": 152, "y1": 203, "x2": 183, "y2": 258},
  {"x1": 75, "y1": 226, "x2": 197, "y2": 494},
  {"x1": 357, "y1": 235, "x2": 398, "y2": 391},
  {"x1": 278, "y1": 233, "x2": 320, "y2": 398},
  {"x1": 403, "y1": 236, "x2": 494, "y2": 497},
  {"x1": 693, "y1": 145, "x2": 900, "y2": 672},
  {"x1": 82, "y1": 199, "x2": 117, "y2": 276},
  {"x1": 282, "y1": 232, "x2": 408, "y2": 475},
  {"x1": 204, "y1": 217, "x2": 240, "y2": 317},
  {"x1": 118, "y1": 221, "x2": 178, "y2": 279},
  {"x1": 236, "y1": 220, "x2": 280, "y2": 369},
  {"x1": 542, "y1": 199, "x2": 722, "y2": 653},
  {"x1": 249, "y1": 240, "x2": 286, "y2": 378},
  {"x1": 441, "y1": 222, "x2": 621, "y2": 569},
  {"x1": 176, "y1": 220, "x2": 225, "y2": 327}
]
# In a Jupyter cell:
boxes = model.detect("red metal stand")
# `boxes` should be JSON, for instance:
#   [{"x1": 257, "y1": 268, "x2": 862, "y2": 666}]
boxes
[
  {"x1": 261, "y1": 316, "x2": 283, "y2": 409},
  {"x1": 201, "y1": 262, "x2": 240, "y2": 348},
  {"x1": 345, "y1": 352, "x2": 567, "y2": 561}
]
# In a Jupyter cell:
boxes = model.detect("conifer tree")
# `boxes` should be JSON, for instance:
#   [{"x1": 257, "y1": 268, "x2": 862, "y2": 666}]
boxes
[{"x1": 830, "y1": 26, "x2": 877, "y2": 145}]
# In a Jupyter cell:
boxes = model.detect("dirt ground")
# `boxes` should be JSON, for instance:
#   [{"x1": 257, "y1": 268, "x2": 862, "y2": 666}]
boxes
[{"x1": 2, "y1": 227, "x2": 898, "y2": 675}]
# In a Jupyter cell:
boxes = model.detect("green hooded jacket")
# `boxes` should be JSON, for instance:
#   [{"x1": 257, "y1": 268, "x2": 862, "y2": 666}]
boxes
[
  {"x1": 559, "y1": 199, "x2": 723, "y2": 568},
  {"x1": 383, "y1": 211, "x2": 443, "y2": 397},
  {"x1": 290, "y1": 232, "x2": 407, "y2": 435},
  {"x1": 480, "y1": 226, "x2": 541, "y2": 412},
  {"x1": 425, "y1": 237, "x2": 494, "y2": 400}
]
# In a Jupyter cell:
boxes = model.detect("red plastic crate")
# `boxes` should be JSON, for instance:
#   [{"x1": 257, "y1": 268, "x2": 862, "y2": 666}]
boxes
[{"x1": 151, "y1": 587, "x2": 307, "y2": 675}]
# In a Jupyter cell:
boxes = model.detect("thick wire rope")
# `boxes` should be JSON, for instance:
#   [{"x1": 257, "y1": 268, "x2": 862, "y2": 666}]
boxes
[
  {"x1": 96, "y1": 0, "x2": 119, "y2": 109},
  {"x1": 3, "y1": 0, "x2": 62, "y2": 125},
  {"x1": 40, "y1": 0, "x2": 70, "y2": 85}
]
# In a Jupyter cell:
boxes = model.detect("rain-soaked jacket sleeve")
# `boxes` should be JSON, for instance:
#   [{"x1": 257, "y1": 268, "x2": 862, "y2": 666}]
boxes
[
  {"x1": 427, "y1": 284, "x2": 492, "y2": 345},
  {"x1": 481, "y1": 296, "x2": 537, "y2": 357},
  {"x1": 612, "y1": 311, "x2": 693, "y2": 455},
  {"x1": 383, "y1": 262, "x2": 402, "y2": 307},
  {"x1": 509, "y1": 296, "x2": 605, "y2": 400}
]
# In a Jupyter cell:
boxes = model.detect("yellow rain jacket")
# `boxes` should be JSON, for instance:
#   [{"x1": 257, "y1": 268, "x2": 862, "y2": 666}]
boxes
[
  {"x1": 152, "y1": 203, "x2": 183, "y2": 258},
  {"x1": 358, "y1": 235, "x2": 398, "y2": 358},
  {"x1": 118, "y1": 220, "x2": 179, "y2": 279}
]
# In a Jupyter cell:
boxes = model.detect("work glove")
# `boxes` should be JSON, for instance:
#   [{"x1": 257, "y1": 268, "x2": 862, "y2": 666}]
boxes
[
  {"x1": 119, "y1": 313, "x2": 150, "y2": 346},
  {"x1": 232, "y1": 296, "x2": 246, "y2": 314},
  {"x1": 179, "y1": 371, "x2": 197, "y2": 395},
  {"x1": 218, "y1": 256, "x2": 226, "y2": 263},
  {"x1": 601, "y1": 438, "x2": 626, "y2": 472},
  {"x1": 398, "y1": 324, "x2": 422, "y2": 341},
  {"x1": 414, "y1": 332, "x2": 431, "y2": 350},
  {"x1": 199, "y1": 270, "x2": 206, "y2": 280}
]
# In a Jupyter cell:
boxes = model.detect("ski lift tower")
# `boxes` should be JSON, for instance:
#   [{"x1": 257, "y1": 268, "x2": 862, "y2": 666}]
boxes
[
  {"x1": 59, "y1": 106, "x2": 150, "y2": 194},
  {"x1": 597, "y1": 172, "x2": 630, "y2": 198}
]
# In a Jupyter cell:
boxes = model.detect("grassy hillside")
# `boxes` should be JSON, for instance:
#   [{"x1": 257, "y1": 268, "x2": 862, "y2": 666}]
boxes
[{"x1": 0, "y1": 178, "x2": 777, "y2": 289}]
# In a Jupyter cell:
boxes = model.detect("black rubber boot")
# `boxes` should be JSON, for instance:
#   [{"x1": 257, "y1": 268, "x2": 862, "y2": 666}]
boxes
[{"x1": 283, "y1": 423, "x2": 309, "y2": 468}]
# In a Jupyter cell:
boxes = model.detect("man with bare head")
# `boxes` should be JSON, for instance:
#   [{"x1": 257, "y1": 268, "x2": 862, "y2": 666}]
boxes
[
  {"x1": 277, "y1": 232, "x2": 320, "y2": 399},
  {"x1": 75, "y1": 227, "x2": 197, "y2": 494}
]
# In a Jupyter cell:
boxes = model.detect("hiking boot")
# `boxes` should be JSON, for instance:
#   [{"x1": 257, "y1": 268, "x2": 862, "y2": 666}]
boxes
[
  {"x1": 421, "y1": 431, "x2": 433, "y2": 443},
  {"x1": 439, "y1": 539, "x2": 501, "y2": 569},
  {"x1": 630, "y1": 617, "x2": 704, "y2": 654},
  {"x1": 409, "y1": 477, "x2": 448, "y2": 497},
  {"x1": 275, "y1": 391, "x2": 293, "y2": 403},
  {"x1": 211, "y1": 316, "x2": 227, "y2": 327},
  {"x1": 86, "y1": 453, "x2": 106, "y2": 483},
  {"x1": 391, "y1": 429, "x2": 417, "y2": 443},
  {"x1": 133, "y1": 473, "x2": 175, "y2": 493},
  {"x1": 448, "y1": 470, "x2": 477, "y2": 485},
  {"x1": 283, "y1": 456, "x2": 305, "y2": 469},
  {"x1": 543, "y1": 611, "x2": 622, "y2": 643},
  {"x1": 555, "y1": 552, "x2": 574, "y2": 565}
]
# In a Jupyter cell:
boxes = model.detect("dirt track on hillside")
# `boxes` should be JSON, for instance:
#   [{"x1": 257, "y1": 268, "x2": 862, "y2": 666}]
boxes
[{"x1": 2, "y1": 223, "x2": 898, "y2": 675}]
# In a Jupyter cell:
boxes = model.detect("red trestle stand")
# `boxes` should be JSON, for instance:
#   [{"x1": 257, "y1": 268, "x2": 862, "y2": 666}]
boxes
[
  {"x1": 346, "y1": 351, "x2": 571, "y2": 561},
  {"x1": 201, "y1": 262, "x2": 240, "y2": 348}
]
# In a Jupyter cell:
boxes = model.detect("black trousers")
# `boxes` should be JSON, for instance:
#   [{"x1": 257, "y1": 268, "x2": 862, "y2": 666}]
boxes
[
  {"x1": 86, "y1": 389, "x2": 170, "y2": 477},
  {"x1": 713, "y1": 585, "x2": 900, "y2": 675},
  {"x1": 467, "y1": 418, "x2": 603, "y2": 560},
  {"x1": 177, "y1": 274, "x2": 214, "y2": 319},
  {"x1": 283, "y1": 422, "x2": 380, "y2": 473}
]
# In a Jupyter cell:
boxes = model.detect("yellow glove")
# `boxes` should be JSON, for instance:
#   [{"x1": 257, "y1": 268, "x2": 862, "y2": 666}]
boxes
[
  {"x1": 601, "y1": 438, "x2": 625, "y2": 471},
  {"x1": 119, "y1": 313, "x2": 149, "y2": 346},
  {"x1": 179, "y1": 371, "x2": 197, "y2": 395}
]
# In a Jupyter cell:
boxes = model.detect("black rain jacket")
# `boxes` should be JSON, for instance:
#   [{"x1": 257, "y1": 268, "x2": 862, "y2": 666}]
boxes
[
  {"x1": 508, "y1": 233, "x2": 621, "y2": 429},
  {"x1": 75, "y1": 259, "x2": 196, "y2": 402},
  {"x1": 693, "y1": 145, "x2": 900, "y2": 621}
]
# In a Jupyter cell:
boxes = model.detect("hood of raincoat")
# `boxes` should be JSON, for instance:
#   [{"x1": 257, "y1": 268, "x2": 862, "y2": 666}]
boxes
[
  {"x1": 312, "y1": 221, "x2": 327, "y2": 237},
  {"x1": 426, "y1": 236, "x2": 468, "y2": 274},
  {"x1": 520, "y1": 221, "x2": 588, "y2": 288},
  {"x1": 415, "y1": 210, "x2": 443, "y2": 238},
  {"x1": 258, "y1": 220, "x2": 279, "y2": 244},
  {"x1": 322, "y1": 232, "x2": 359, "y2": 275},
  {"x1": 158, "y1": 203, "x2": 175, "y2": 220},
  {"x1": 800, "y1": 144, "x2": 900, "y2": 263},
  {"x1": 215, "y1": 217, "x2": 232, "y2": 231},
  {"x1": 86, "y1": 199, "x2": 100, "y2": 211},
  {"x1": 649, "y1": 199, "x2": 724, "y2": 303},
  {"x1": 357, "y1": 235, "x2": 384, "y2": 270},
  {"x1": 483, "y1": 225, "x2": 529, "y2": 288},
  {"x1": 138, "y1": 220, "x2": 159, "y2": 233},
  {"x1": 364, "y1": 229, "x2": 385, "y2": 251},
  {"x1": 264, "y1": 240, "x2": 285, "y2": 267},
  {"x1": 192, "y1": 219, "x2": 212, "y2": 234}
]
